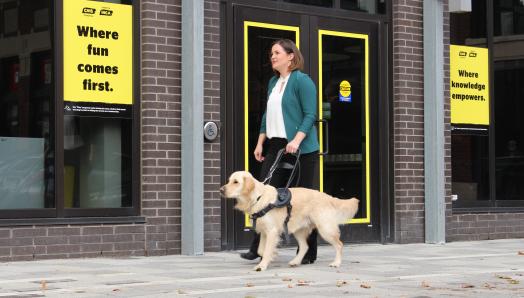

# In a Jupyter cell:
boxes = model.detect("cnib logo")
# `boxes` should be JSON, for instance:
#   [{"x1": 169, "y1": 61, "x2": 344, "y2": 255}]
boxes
[
  {"x1": 82, "y1": 7, "x2": 96, "y2": 14},
  {"x1": 100, "y1": 9, "x2": 113, "y2": 16}
]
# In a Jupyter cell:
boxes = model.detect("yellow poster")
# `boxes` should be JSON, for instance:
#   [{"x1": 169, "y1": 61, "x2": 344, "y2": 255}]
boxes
[
  {"x1": 450, "y1": 45, "x2": 489, "y2": 125},
  {"x1": 63, "y1": 0, "x2": 132, "y2": 105}
]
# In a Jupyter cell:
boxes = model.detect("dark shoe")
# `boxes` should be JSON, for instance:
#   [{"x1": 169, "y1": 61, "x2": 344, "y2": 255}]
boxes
[
  {"x1": 301, "y1": 257, "x2": 316, "y2": 265},
  {"x1": 240, "y1": 251, "x2": 260, "y2": 260}
]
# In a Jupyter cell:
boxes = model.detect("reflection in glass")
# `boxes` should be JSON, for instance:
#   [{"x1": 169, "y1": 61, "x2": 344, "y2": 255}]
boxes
[
  {"x1": 494, "y1": 61, "x2": 524, "y2": 201},
  {"x1": 340, "y1": 0, "x2": 385, "y2": 14},
  {"x1": 64, "y1": 117, "x2": 132, "y2": 208},
  {"x1": 450, "y1": 0, "x2": 486, "y2": 47},
  {"x1": 494, "y1": 0, "x2": 524, "y2": 36},
  {"x1": 284, "y1": 0, "x2": 332, "y2": 8},
  {"x1": 0, "y1": 1, "x2": 54, "y2": 209},
  {"x1": 246, "y1": 26, "x2": 296, "y2": 179},
  {"x1": 321, "y1": 34, "x2": 366, "y2": 219},
  {"x1": 451, "y1": 133, "x2": 489, "y2": 205}
]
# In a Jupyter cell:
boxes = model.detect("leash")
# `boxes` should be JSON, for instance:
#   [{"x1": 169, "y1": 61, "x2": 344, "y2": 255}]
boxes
[{"x1": 252, "y1": 148, "x2": 300, "y2": 243}]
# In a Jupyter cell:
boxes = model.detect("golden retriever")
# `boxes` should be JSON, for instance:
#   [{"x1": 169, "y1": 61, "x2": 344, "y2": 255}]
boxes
[{"x1": 220, "y1": 171, "x2": 359, "y2": 271}]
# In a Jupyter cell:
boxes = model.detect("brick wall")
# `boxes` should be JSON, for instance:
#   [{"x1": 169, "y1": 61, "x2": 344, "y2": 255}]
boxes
[
  {"x1": 449, "y1": 213, "x2": 524, "y2": 241},
  {"x1": 0, "y1": 225, "x2": 145, "y2": 262},
  {"x1": 392, "y1": 0, "x2": 425, "y2": 243},
  {"x1": 203, "y1": 0, "x2": 221, "y2": 251},
  {"x1": 141, "y1": 0, "x2": 183, "y2": 255},
  {"x1": 141, "y1": 0, "x2": 222, "y2": 253}
]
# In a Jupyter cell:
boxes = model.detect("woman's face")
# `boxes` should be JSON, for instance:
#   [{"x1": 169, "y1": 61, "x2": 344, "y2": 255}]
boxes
[{"x1": 270, "y1": 43, "x2": 294, "y2": 74}]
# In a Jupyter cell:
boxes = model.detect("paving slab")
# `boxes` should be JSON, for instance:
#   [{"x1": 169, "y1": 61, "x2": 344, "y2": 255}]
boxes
[{"x1": 0, "y1": 239, "x2": 522, "y2": 297}]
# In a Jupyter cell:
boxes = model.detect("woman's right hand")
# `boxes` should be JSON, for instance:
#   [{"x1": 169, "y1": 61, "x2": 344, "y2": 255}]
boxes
[{"x1": 254, "y1": 144, "x2": 264, "y2": 162}]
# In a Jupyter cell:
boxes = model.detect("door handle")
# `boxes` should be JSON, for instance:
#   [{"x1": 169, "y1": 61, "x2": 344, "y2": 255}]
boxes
[{"x1": 318, "y1": 119, "x2": 329, "y2": 155}]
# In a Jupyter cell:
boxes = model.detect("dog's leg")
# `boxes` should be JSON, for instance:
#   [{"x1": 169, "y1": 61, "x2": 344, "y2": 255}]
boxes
[
  {"x1": 288, "y1": 228, "x2": 309, "y2": 267},
  {"x1": 317, "y1": 225, "x2": 343, "y2": 267},
  {"x1": 254, "y1": 229, "x2": 279, "y2": 271},
  {"x1": 257, "y1": 233, "x2": 267, "y2": 257}
]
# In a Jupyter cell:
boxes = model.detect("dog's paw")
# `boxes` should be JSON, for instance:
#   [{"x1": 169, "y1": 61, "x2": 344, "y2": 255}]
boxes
[
  {"x1": 254, "y1": 264, "x2": 267, "y2": 271},
  {"x1": 288, "y1": 260, "x2": 300, "y2": 267},
  {"x1": 329, "y1": 261, "x2": 341, "y2": 268}
]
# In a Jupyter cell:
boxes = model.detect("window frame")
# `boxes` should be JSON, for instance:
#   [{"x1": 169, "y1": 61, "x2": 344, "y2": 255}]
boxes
[
  {"x1": 0, "y1": 0, "x2": 140, "y2": 220},
  {"x1": 451, "y1": 0, "x2": 524, "y2": 211}
]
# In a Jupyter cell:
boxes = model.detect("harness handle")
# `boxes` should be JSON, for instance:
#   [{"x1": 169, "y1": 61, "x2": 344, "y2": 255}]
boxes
[
  {"x1": 284, "y1": 149, "x2": 300, "y2": 189},
  {"x1": 261, "y1": 148, "x2": 301, "y2": 187}
]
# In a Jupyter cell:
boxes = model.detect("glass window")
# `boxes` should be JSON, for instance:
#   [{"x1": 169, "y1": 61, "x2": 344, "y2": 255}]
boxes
[
  {"x1": 450, "y1": 0, "x2": 487, "y2": 47},
  {"x1": 0, "y1": 1, "x2": 54, "y2": 209},
  {"x1": 283, "y1": 0, "x2": 333, "y2": 8},
  {"x1": 493, "y1": 1, "x2": 524, "y2": 202},
  {"x1": 340, "y1": 0, "x2": 385, "y2": 14},
  {"x1": 0, "y1": 0, "x2": 136, "y2": 216},
  {"x1": 494, "y1": 61, "x2": 524, "y2": 201},
  {"x1": 494, "y1": 0, "x2": 524, "y2": 36},
  {"x1": 451, "y1": 132, "x2": 490, "y2": 206},
  {"x1": 64, "y1": 117, "x2": 132, "y2": 208}
]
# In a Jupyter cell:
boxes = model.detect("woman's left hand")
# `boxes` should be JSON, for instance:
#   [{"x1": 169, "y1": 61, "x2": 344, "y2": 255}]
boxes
[{"x1": 286, "y1": 140, "x2": 300, "y2": 154}]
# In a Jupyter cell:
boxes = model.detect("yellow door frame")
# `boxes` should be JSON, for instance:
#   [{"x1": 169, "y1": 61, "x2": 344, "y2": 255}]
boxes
[
  {"x1": 243, "y1": 21, "x2": 300, "y2": 227},
  {"x1": 318, "y1": 29, "x2": 371, "y2": 224},
  {"x1": 242, "y1": 23, "x2": 371, "y2": 227}
]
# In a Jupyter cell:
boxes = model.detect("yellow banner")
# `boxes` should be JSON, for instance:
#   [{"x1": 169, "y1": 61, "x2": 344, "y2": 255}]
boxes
[
  {"x1": 63, "y1": 0, "x2": 132, "y2": 105},
  {"x1": 450, "y1": 45, "x2": 489, "y2": 125}
]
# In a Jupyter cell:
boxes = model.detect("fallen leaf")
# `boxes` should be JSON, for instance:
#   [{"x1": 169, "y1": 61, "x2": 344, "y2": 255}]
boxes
[
  {"x1": 282, "y1": 277, "x2": 292, "y2": 282},
  {"x1": 496, "y1": 274, "x2": 512, "y2": 280},
  {"x1": 245, "y1": 283, "x2": 255, "y2": 287},
  {"x1": 518, "y1": 251, "x2": 524, "y2": 255},
  {"x1": 40, "y1": 280, "x2": 47, "y2": 290},
  {"x1": 297, "y1": 280, "x2": 310, "y2": 286},
  {"x1": 461, "y1": 283, "x2": 475, "y2": 288},
  {"x1": 483, "y1": 282, "x2": 495, "y2": 289},
  {"x1": 360, "y1": 283, "x2": 371, "y2": 289},
  {"x1": 336, "y1": 280, "x2": 347, "y2": 287},
  {"x1": 421, "y1": 280, "x2": 431, "y2": 288},
  {"x1": 509, "y1": 279, "x2": 520, "y2": 284},
  {"x1": 112, "y1": 289, "x2": 121, "y2": 292}
]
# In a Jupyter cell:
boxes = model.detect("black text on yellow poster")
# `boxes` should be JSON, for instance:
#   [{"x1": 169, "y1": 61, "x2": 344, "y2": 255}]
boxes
[
  {"x1": 63, "y1": 0, "x2": 132, "y2": 116},
  {"x1": 450, "y1": 45, "x2": 489, "y2": 125}
]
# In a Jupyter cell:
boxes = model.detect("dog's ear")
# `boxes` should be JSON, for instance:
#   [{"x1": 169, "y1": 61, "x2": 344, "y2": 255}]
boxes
[{"x1": 243, "y1": 175, "x2": 255, "y2": 195}]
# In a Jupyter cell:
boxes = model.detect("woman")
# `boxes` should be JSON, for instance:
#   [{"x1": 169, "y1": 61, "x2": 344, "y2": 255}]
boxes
[{"x1": 241, "y1": 39, "x2": 320, "y2": 265}]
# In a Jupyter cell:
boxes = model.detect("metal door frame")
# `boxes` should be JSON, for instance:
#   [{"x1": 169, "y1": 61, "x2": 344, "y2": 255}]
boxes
[{"x1": 221, "y1": 0, "x2": 393, "y2": 249}]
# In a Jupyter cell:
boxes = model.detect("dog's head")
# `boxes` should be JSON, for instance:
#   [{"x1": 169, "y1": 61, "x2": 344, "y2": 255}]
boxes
[
  {"x1": 220, "y1": 171, "x2": 256, "y2": 198},
  {"x1": 220, "y1": 171, "x2": 260, "y2": 212}
]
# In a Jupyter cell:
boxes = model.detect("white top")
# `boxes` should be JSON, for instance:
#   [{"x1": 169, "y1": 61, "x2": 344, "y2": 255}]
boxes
[{"x1": 266, "y1": 74, "x2": 290, "y2": 139}]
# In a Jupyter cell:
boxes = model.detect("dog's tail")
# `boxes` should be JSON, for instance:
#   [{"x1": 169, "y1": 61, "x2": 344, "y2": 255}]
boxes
[{"x1": 331, "y1": 197, "x2": 360, "y2": 224}]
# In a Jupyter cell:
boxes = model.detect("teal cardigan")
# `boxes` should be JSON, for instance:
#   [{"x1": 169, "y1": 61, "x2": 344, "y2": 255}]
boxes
[{"x1": 260, "y1": 70, "x2": 319, "y2": 154}]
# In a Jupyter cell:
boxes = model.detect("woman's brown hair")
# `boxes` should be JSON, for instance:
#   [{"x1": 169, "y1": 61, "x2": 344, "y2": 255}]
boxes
[{"x1": 271, "y1": 39, "x2": 304, "y2": 76}]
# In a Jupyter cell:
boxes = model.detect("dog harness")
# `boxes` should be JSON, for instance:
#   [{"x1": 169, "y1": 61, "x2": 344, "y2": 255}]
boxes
[
  {"x1": 250, "y1": 188, "x2": 292, "y2": 227},
  {"x1": 251, "y1": 148, "x2": 299, "y2": 239}
]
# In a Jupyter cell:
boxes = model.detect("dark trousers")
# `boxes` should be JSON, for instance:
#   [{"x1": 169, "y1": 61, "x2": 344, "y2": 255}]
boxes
[{"x1": 248, "y1": 138, "x2": 319, "y2": 261}]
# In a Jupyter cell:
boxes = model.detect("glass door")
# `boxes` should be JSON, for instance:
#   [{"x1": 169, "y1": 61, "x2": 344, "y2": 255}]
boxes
[
  {"x1": 226, "y1": 6, "x2": 381, "y2": 248},
  {"x1": 230, "y1": 6, "x2": 307, "y2": 248},
  {"x1": 311, "y1": 16, "x2": 380, "y2": 241}
]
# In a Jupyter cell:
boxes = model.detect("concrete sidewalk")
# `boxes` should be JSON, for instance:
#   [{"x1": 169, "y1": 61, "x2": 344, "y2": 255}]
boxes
[{"x1": 0, "y1": 239, "x2": 522, "y2": 297}]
